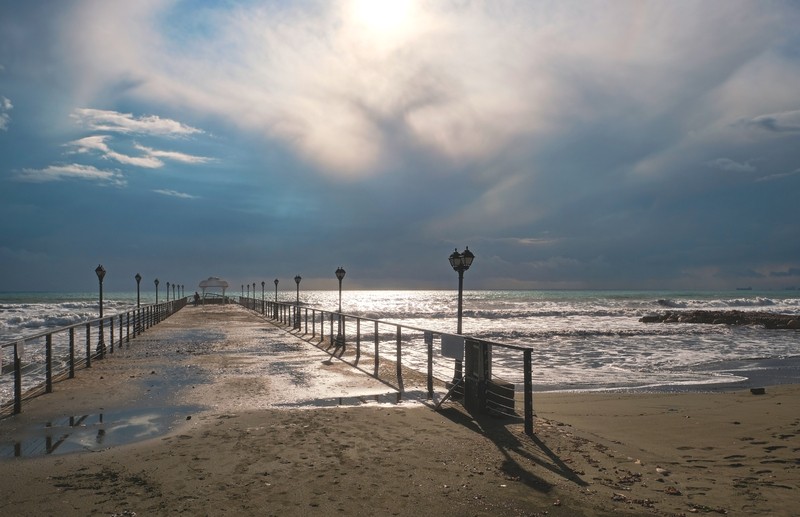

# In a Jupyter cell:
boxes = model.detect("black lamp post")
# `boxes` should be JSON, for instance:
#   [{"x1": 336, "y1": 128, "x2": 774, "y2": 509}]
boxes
[
  {"x1": 154, "y1": 278, "x2": 159, "y2": 304},
  {"x1": 294, "y1": 275, "x2": 301, "y2": 329},
  {"x1": 274, "y1": 278, "x2": 279, "y2": 318},
  {"x1": 335, "y1": 267, "x2": 346, "y2": 313},
  {"x1": 95, "y1": 264, "x2": 106, "y2": 354},
  {"x1": 449, "y1": 247, "x2": 475, "y2": 381},
  {"x1": 135, "y1": 273, "x2": 142, "y2": 308},
  {"x1": 335, "y1": 267, "x2": 346, "y2": 348},
  {"x1": 166, "y1": 282, "x2": 170, "y2": 302},
  {"x1": 172, "y1": 283, "x2": 176, "y2": 300}
]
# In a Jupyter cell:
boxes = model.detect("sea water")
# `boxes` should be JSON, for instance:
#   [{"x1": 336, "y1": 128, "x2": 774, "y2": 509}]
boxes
[{"x1": 1, "y1": 290, "x2": 799, "y2": 395}]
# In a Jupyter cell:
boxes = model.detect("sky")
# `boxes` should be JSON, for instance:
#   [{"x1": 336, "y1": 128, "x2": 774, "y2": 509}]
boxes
[{"x1": 1, "y1": 0, "x2": 799, "y2": 293}]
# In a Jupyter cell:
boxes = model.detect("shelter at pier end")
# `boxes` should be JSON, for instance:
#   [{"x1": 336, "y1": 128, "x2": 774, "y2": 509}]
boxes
[{"x1": 198, "y1": 277, "x2": 229, "y2": 304}]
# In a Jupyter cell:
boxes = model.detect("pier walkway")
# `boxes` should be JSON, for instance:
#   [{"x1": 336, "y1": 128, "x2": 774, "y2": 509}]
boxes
[{"x1": 0, "y1": 303, "x2": 568, "y2": 517}]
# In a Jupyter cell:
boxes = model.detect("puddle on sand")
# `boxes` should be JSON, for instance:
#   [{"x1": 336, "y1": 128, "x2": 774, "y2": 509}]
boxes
[{"x1": 0, "y1": 406, "x2": 201, "y2": 458}]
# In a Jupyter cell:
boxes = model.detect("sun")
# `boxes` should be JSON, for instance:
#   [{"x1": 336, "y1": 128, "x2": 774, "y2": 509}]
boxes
[{"x1": 349, "y1": 0, "x2": 414, "y2": 34}]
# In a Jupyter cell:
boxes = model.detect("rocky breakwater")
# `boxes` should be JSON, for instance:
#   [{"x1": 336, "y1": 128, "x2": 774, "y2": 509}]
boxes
[{"x1": 640, "y1": 310, "x2": 800, "y2": 329}]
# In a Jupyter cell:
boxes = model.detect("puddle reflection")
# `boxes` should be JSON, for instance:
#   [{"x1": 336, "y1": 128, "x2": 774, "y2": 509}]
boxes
[{"x1": 1, "y1": 406, "x2": 200, "y2": 458}]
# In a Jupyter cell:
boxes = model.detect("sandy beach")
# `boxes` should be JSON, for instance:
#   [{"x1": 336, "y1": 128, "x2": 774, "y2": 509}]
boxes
[{"x1": 0, "y1": 304, "x2": 798, "y2": 516}]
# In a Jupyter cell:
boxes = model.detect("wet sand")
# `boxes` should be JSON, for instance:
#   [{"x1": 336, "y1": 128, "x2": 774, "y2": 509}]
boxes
[{"x1": 0, "y1": 304, "x2": 798, "y2": 516}]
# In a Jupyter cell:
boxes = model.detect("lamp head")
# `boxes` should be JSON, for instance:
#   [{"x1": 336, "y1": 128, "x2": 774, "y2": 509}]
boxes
[
  {"x1": 154, "y1": 278, "x2": 159, "y2": 286},
  {"x1": 294, "y1": 275, "x2": 302, "y2": 285},
  {"x1": 95, "y1": 264, "x2": 106, "y2": 281},
  {"x1": 335, "y1": 267, "x2": 346, "y2": 281},
  {"x1": 274, "y1": 278, "x2": 279, "y2": 286},
  {"x1": 135, "y1": 273, "x2": 142, "y2": 283},
  {"x1": 461, "y1": 247, "x2": 475, "y2": 270},
  {"x1": 448, "y1": 249, "x2": 462, "y2": 271}
]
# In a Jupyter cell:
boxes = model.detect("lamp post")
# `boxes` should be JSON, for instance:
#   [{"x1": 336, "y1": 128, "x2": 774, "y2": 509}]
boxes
[
  {"x1": 166, "y1": 282, "x2": 170, "y2": 302},
  {"x1": 294, "y1": 275, "x2": 301, "y2": 329},
  {"x1": 95, "y1": 264, "x2": 106, "y2": 355},
  {"x1": 335, "y1": 267, "x2": 346, "y2": 348},
  {"x1": 135, "y1": 273, "x2": 142, "y2": 308},
  {"x1": 274, "y1": 278, "x2": 279, "y2": 319},
  {"x1": 154, "y1": 278, "x2": 159, "y2": 304},
  {"x1": 449, "y1": 247, "x2": 475, "y2": 381},
  {"x1": 172, "y1": 283, "x2": 176, "y2": 300},
  {"x1": 261, "y1": 281, "x2": 265, "y2": 313}
]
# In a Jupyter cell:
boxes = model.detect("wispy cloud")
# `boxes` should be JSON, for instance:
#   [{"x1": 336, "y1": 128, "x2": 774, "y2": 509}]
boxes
[
  {"x1": 15, "y1": 164, "x2": 126, "y2": 186},
  {"x1": 134, "y1": 144, "x2": 211, "y2": 164},
  {"x1": 71, "y1": 108, "x2": 203, "y2": 136},
  {"x1": 153, "y1": 189, "x2": 198, "y2": 199},
  {"x1": 706, "y1": 158, "x2": 756, "y2": 173},
  {"x1": 0, "y1": 96, "x2": 12, "y2": 131},
  {"x1": 67, "y1": 135, "x2": 163, "y2": 168},
  {"x1": 755, "y1": 168, "x2": 800, "y2": 183},
  {"x1": 67, "y1": 135, "x2": 211, "y2": 168},
  {"x1": 747, "y1": 109, "x2": 800, "y2": 133}
]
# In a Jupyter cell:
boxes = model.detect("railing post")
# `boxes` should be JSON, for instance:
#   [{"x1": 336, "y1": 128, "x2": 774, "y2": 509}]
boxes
[
  {"x1": 396, "y1": 326, "x2": 403, "y2": 392},
  {"x1": 119, "y1": 313, "x2": 123, "y2": 346},
  {"x1": 427, "y1": 332, "x2": 433, "y2": 399},
  {"x1": 109, "y1": 317, "x2": 114, "y2": 354},
  {"x1": 355, "y1": 318, "x2": 361, "y2": 366},
  {"x1": 45, "y1": 334, "x2": 53, "y2": 393},
  {"x1": 85, "y1": 323, "x2": 92, "y2": 367},
  {"x1": 524, "y1": 349, "x2": 533, "y2": 436},
  {"x1": 304, "y1": 308, "x2": 308, "y2": 334},
  {"x1": 14, "y1": 341, "x2": 22, "y2": 414},
  {"x1": 126, "y1": 311, "x2": 130, "y2": 342},
  {"x1": 329, "y1": 313, "x2": 334, "y2": 348},
  {"x1": 312, "y1": 309, "x2": 316, "y2": 338},
  {"x1": 374, "y1": 321, "x2": 379, "y2": 376},
  {"x1": 69, "y1": 327, "x2": 75, "y2": 379}
]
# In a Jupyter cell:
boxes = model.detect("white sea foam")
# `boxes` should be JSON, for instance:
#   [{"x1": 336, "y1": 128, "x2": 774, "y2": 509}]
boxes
[{"x1": 1, "y1": 290, "x2": 799, "y2": 401}]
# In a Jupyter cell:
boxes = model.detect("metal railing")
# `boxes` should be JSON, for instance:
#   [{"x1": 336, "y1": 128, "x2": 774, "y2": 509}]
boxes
[
  {"x1": 237, "y1": 296, "x2": 535, "y2": 435},
  {"x1": 0, "y1": 298, "x2": 188, "y2": 418}
]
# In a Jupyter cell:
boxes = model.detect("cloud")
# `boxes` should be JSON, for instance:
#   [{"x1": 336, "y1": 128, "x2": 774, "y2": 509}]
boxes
[
  {"x1": 0, "y1": 96, "x2": 12, "y2": 130},
  {"x1": 770, "y1": 267, "x2": 800, "y2": 278},
  {"x1": 67, "y1": 134, "x2": 211, "y2": 168},
  {"x1": 706, "y1": 158, "x2": 756, "y2": 173},
  {"x1": 153, "y1": 189, "x2": 198, "y2": 199},
  {"x1": 755, "y1": 168, "x2": 800, "y2": 183},
  {"x1": 747, "y1": 109, "x2": 800, "y2": 133},
  {"x1": 134, "y1": 144, "x2": 211, "y2": 164},
  {"x1": 14, "y1": 164, "x2": 126, "y2": 186},
  {"x1": 71, "y1": 108, "x2": 203, "y2": 136},
  {"x1": 67, "y1": 135, "x2": 163, "y2": 168}
]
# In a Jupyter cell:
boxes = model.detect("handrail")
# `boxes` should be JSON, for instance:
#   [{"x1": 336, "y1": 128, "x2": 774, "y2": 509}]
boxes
[
  {"x1": 236, "y1": 295, "x2": 536, "y2": 436},
  {"x1": 0, "y1": 298, "x2": 188, "y2": 418}
]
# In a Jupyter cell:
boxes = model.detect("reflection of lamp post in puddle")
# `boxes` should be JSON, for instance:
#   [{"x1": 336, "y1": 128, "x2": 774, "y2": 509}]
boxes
[
  {"x1": 294, "y1": 275, "x2": 302, "y2": 329},
  {"x1": 95, "y1": 264, "x2": 106, "y2": 358},
  {"x1": 448, "y1": 247, "x2": 474, "y2": 383},
  {"x1": 335, "y1": 267, "x2": 346, "y2": 353}
]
